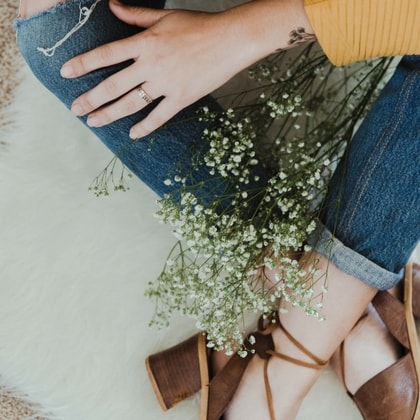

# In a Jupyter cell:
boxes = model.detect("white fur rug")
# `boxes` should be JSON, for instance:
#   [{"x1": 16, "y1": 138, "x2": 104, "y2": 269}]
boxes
[
  {"x1": 2, "y1": 1, "x2": 410, "y2": 419},
  {"x1": 0, "y1": 65, "x2": 363, "y2": 420},
  {"x1": 0, "y1": 65, "x2": 364, "y2": 420}
]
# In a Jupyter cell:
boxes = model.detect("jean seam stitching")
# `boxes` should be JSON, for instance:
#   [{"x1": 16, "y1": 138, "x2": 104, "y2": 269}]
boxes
[{"x1": 337, "y1": 72, "x2": 416, "y2": 239}]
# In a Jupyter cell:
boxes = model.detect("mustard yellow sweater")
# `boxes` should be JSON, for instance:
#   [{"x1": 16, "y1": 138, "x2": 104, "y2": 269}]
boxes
[{"x1": 304, "y1": 0, "x2": 420, "y2": 65}]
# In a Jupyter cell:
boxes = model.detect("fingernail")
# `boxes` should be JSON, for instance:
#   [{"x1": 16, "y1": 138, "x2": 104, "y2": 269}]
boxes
[
  {"x1": 60, "y1": 64, "x2": 74, "y2": 78},
  {"x1": 129, "y1": 129, "x2": 139, "y2": 140},
  {"x1": 71, "y1": 103, "x2": 84, "y2": 116},
  {"x1": 87, "y1": 115, "x2": 101, "y2": 128}
]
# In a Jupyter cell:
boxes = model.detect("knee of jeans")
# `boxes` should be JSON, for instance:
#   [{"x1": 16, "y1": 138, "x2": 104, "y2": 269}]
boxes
[{"x1": 16, "y1": 0, "x2": 96, "y2": 106}]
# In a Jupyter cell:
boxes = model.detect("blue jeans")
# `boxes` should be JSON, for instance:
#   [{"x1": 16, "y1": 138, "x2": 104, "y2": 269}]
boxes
[
  {"x1": 15, "y1": 0, "x2": 420, "y2": 290},
  {"x1": 16, "y1": 0, "x2": 235, "y2": 205}
]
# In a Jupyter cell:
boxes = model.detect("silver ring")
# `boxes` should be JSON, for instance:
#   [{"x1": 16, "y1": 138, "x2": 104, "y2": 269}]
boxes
[{"x1": 137, "y1": 85, "x2": 153, "y2": 105}]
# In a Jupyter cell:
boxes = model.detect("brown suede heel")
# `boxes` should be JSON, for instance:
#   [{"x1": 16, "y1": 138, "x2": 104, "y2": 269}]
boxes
[
  {"x1": 146, "y1": 314, "x2": 328, "y2": 420},
  {"x1": 145, "y1": 321, "x2": 271, "y2": 418},
  {"x1": 145, "y1": 333, "x2": 206, "y2": 411},
  {"x1": 340, "y1": 263, "x2": 420, "y2": 420}
]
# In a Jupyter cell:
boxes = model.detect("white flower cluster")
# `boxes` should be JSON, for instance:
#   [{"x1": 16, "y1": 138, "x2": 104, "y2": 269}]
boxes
[
  {"x1": 267, "y1": 93, "x2": 302, "y2": 119},
  {"x1": 204, "y1": 108, "x2": 259, "y2": 183}
]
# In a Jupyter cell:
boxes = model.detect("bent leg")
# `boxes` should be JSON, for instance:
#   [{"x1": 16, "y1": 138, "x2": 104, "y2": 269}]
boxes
[
  {"x1": 225, "y1": 59, "x2": 420, "y2": 419},
  {"x1": 15, "y1": 0, "x2": 237, "y2": 203},
  {"x1": 309, "y1": 56, "x2": 420, "y2": 290}
]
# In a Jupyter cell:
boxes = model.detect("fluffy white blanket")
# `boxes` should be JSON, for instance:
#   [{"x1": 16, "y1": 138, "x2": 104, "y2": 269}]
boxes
[{"x1": 0, "y1": 69, "x2": 363, "y2": 420}]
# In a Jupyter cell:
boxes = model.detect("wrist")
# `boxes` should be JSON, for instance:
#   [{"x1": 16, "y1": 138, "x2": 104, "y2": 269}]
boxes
[{"x1": 222, "y1": 0, "x2": 315, "y2": 65}]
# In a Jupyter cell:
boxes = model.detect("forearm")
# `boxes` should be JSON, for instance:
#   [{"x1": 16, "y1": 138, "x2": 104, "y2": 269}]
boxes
[{"x1": 217, "y1": 0, "x2": 315, "y2": 68}]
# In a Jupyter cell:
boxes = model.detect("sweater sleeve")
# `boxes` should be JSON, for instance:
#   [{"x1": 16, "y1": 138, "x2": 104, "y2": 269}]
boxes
[{"x1": 304, "y1": 0, "x2": 420, "y2": 66}]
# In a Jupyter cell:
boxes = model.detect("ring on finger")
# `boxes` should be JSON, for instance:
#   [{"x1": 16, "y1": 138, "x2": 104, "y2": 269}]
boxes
[{"x1": 137, "y1": 85, "x2": 153, "y2": 105}]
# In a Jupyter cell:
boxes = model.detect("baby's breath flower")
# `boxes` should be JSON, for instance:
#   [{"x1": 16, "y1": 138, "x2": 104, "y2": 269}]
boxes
[{"x1": 119, "y1": 45, "x2": 394, "y2": 353}]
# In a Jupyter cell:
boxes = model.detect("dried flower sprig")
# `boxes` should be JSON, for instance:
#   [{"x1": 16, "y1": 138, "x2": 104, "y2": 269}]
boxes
[
  {"x1": 89, "y1": 154, "x2": 133, "y2": 197},
  {"x1": 145, "y1": 45, "x2": 392, "y2": 353},
  {"x1": 92, "y1": 44, "x2": 393, "y2": 353}
]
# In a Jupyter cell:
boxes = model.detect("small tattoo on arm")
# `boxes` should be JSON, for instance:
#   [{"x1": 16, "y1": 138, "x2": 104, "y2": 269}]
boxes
[
  {"x1": 288, "y1": 27, "x2": 316, "y2": 46},
  {"x1": 275, "y1": 27, "x2": 316, "y2": 53}
]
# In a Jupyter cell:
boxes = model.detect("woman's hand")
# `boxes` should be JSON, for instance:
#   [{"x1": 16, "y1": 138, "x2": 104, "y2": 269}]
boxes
[
  {"x1": 61, "y1": 1, "x2": 258, "y2": 139},
  {"x1": 61, "y1": 0, "x2": 313, "y2": 139}
]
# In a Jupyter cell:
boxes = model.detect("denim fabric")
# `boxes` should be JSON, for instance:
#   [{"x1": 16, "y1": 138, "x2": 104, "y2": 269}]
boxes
[
  {"x1": 308, "y1": 56, "x2": 420, "y2": 289},
  {"x1": 15, "y1": 0, "x2": 235, "y2": 205},
  {"x1": 15, "y1": 0, "x2": 419, "y2": 289}
]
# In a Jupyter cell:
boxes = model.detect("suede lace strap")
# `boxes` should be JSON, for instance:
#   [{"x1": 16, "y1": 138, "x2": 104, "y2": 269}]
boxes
[
  {"x1": 257, "y1": 316, "x2": 328, "y2": 420},
  {"x1": 207, "y1": 326, "x2": 276, "y2": 420},
  {"x1": 207, "y1": 313, "x2": 327, "y2": 420}
]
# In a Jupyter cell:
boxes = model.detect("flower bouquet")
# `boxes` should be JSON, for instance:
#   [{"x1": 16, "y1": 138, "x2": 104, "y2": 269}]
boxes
[{"x1": 92, "y1": 43, "x2": 393, "y2": 354}]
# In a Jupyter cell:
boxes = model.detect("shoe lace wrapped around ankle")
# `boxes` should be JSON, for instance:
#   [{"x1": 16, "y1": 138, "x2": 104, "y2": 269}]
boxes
[{"x1": 246, "y1": 313, "x2": 328, "y2": 420}]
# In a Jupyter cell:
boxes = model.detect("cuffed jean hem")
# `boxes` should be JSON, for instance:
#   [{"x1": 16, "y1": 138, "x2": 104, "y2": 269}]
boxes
[{"x1": 307, "y1": 222, "x2": 403, "y2": 290}]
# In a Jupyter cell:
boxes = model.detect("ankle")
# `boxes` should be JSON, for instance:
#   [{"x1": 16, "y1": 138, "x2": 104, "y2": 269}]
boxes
[
  {"x1": 331, "y1": 305, "x2": 399, "y2": 395},
  {"x1": 224, "y1": 316, "x2": 326, "y2": 420},
  {"x1": 266, "y1": 355, "x2": 322, "y2": 419},
  {"x1": 264, "y1": 326, "x2": 325, "y2": 418}
]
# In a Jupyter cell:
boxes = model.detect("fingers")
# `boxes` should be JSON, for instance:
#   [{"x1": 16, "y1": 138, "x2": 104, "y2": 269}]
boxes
[
  {"x1": 59, "y1": 4, "x2": 206, "y2": 139},
  {"x1": 61, "y1": 35, "x2": 138, "y2": 79},
  {"x1": 70, "y1": 64, "x2": 144, "y2": 116},
  {"x1": 109, "y1": 1, "x2": 173, "y2": 27},
  {"x1": 129, "y1": 98, "x2": 181, "y2": 139},
  {"x1": 84, "y1": 85, "x2": 182, "y2": 142},
  {"x1": 60, "y1": 2, "x2": 173, "y2": 79},
  {"x1": 85, "y1": 83, "x2": 157, "y2": 129}
]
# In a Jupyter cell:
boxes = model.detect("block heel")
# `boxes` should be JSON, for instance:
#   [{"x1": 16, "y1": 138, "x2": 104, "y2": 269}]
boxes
[{"x1": 146, "y1": 333, "x2": 208, "y2": 411}]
